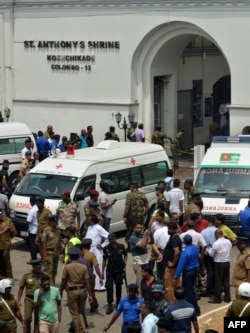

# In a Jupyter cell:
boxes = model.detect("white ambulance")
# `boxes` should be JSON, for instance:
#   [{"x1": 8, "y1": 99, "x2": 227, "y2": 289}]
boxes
[
  {"x1": 9, "y1": 140, "x2": 171, "y2": 238},
  {"x1": 194, "y1": 136, "x2": 250, "y2": 234}
]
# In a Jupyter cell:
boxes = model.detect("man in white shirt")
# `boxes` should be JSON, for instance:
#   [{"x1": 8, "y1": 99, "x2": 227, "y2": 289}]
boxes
[
  {"x1": 208, "y1": 228, "x2": 232, "y2": 303},
  {"x1": 27, "y1": 196, "x2": 39, "y2": 260},
  {"x1": 167, "y1": 179, "x2": 184, "y2": 224},
  {"x1": 21, "y1": 138, "x2": 33, "y2": 159}
]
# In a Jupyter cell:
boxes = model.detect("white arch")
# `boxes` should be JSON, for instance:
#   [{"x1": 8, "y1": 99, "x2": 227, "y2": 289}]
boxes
[{"x1": 131, "y1": 21, "x2": 230, "y2": 139}]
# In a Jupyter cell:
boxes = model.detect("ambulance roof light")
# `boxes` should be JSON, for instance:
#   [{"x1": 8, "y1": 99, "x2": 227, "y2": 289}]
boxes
[{"x1": 212, "y1": 136, "x2": 250, "y2": 143}]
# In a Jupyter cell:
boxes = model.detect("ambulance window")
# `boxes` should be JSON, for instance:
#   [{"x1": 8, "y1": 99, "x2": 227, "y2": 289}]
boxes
[
  {"x1": 143, "y1": 161, "x2": 168, "y2": 186},
  {"x1": 76, "y1": 175, "x2": 96, "y2": 197},
  {"x1": 0, "y1": 137, "x2": 30, "y2": 155}
]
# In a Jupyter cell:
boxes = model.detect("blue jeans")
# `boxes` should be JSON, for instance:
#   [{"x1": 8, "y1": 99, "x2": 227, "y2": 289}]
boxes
[
  {"x1": 103, "y1": 217, "x2": 111, "y2": 232},
  {"x1": 182, "y1": 268, "x2": 200, "y2": 315}
]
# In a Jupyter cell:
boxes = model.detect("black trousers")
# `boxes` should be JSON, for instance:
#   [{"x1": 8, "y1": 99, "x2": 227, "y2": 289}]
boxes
[
  {"x1": 204, "y1": 254, "x2": 215, "y2": 295},
  {"x1": 28, "y1": 233, "x2": 38, "y2": 260},
  {"x1": 214, "y1": 261, "x2": 231, "y2": 301},
  {"x1": 105, "y1": 270, "x2": 123, "y2": 305}
]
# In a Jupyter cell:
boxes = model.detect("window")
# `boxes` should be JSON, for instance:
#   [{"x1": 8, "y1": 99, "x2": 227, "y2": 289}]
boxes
[
  {"x1": 101, "y1": 161, "x2": 168, "y2": 194},
  {"x1": 0, "y1": 137, "x2": 30, "y2": 155},
  {"x1": 76, "y1": 175, "x2": 96, "y2": 198}
]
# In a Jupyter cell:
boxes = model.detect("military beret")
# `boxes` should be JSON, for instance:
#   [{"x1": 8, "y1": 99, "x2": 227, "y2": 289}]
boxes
[
  {"x1": 82, "y1": 238, "x2": 92, "y2": 245},
  {"x1": 88, "y1": 200, "x2": 99, "y2": 208},
  {"x1": 68, "y1": 247, "x2": 81, "y2": 255},
  {"x1": 62, "y1": 190, "x2": 71, "y2": 196},
  {"x1": 236, "y1": 237, "x2": 249, "y2": 245},
  {"x1": 89, "y1": 189, "x2": 99, "y2": 197},
  {"x1": 184, "y1": 178, "x2": 193, "y2": 184},
  {"x1": 48, "y1": 214, "x2": 59, "y2": 222},
  {"x1": 127, "y1": 283, "x2": 139, "y2": 290},
  {"x1": 109, "y1": 126, "x2": 115, "y2": 131},
  {"x1": 27, "y1": 259, "x2": 42, "y2": 267},
  {"x1": 108, "y1": 233, "x2": 117, "y2": 240}
]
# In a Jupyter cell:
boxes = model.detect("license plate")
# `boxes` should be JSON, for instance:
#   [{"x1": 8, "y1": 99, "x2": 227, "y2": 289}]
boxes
[{"x1": 20, "y1": 231, "x2": 29, "y2": 237}]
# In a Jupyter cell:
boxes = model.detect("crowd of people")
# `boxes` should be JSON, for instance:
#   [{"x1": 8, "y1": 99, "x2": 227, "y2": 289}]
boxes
[{"x1": 1, "y1": 123, "x2": 250, "y2": 333}]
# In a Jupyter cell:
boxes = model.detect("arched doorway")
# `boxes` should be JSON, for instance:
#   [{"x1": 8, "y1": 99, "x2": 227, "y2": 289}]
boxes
[{"x1": 131, "y1": 21, "x2": 231, "y2": 146}]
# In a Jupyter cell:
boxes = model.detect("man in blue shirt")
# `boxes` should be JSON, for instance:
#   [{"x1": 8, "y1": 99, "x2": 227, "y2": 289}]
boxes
[
  {"x1": 165, "y1": 287, "x2": 199, "y2": 333},
  {"x1": 240, "y1": 200, "x2": 250, "y2": 247},
  {"x1": 102, "y1": 283, "x2": 143, "y2": 333},
  {"x1": 36, "y1": 131, "x2": 50, "y2": 161},
  {"x1": 173, "y1": 234, "x2": 200, "y2": 316}
]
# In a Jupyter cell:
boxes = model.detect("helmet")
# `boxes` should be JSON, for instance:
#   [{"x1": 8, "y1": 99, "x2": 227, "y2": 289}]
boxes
[
  {"x1": 238, "y1": 282, "x2": 250, "y2": 297},
  {"x1": 0, "y1": 278, "x2": 14, "y2": 293},
  {"x1": 100, "y1": 179, "x2": 114, "y2": 190}
]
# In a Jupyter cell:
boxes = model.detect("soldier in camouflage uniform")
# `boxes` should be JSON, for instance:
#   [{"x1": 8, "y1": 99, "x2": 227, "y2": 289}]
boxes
[
  {"x1": 171, "y1": 129, "x2": 185, "y2": 175},
  {"x1": 184, "y1": 178, "x2": 198, "y2": 205},
  {"x1": 155, "y1": 186, "x2": 168, "y2": 213},
  {"x1": 56, "y1": 190, "x2": 80, "y2": 237},
  {"x1": 127, "y1": 122, "x2": 137, "y2": 142},
  {"x1": 151, "y1": 126, "x2": 172, "y2": 148},
  {"x1": 109, "y1": 126, "x2": 120, "y2": 142},
  {"x1": 18, "y1": 259, "x2": 44, "y2": 333},
  {"x1": 123, "y1": 181, "x2": 149, "y2": 243}
]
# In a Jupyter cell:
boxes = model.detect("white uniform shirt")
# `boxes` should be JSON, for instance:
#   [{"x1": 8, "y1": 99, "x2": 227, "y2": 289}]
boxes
[
  {"x1": 167, "y1": 188, "x2": 184, "y2": 214},
  {"x1": 27, "y1": 204, "x2": 38, "y2": 234},
  {"x1": 208, "y1": 237, "x2": 232, "y2": 262},
  {"x1": 181, "y1": 229, "x2": 207, "y2": 248}
]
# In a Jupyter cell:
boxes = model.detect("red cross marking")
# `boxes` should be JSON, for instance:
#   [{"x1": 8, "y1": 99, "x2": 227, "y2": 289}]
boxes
[
  {"x1": 56, "y1": 164, "x2": 63, "y2": 169},
  {"x1": 130, "y1": 157, "x2": 136, "y2": 165}
]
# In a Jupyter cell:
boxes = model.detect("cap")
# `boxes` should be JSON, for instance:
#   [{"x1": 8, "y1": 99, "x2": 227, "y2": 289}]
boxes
[
  {"x1": 27, "y1": 259, "x2": 42, "y2": 267},
  {"x1": 191, "y1": 192, "x2": 203, "y2": 198},
  {"x1": 62, "y1": 190, "x2": 71, "y2": 196},
  {"x1": 82, "y1": 238, "x2": 92, "y2": 245},
  {"x1": 184, "y1": 178, "x2": 193, "y2": 184},
  {"x1": 0, "y1": 209, "x2": 4, "y2": 215},
  {"x1": 36, "y1": 197, "x2": 45, "y2": 203},
  {"x1": 88, "y1": 200, "x2": 99, "y2": 208},
  {"x1": 25, "y1": 150, "x2": 32, "y2": 156},
  {"x1": 89, "y1": 189, "x2": 99, "y2": 197},
  {"x1": 68, "y1": 247, "x2": 81, "y2": 255},
  {"x1": 236, "y1": 236, "x2": 249, "y2": 245},
  {"x1": 183, "y1": 234, "x2": 192, "y2": 244},
  {"x1": 155, "y1": 186, "x2": 165, "y2": 192},
  {"x1": 127, "y1": 283, "x2": 139, "y2": 290},
  {"x1": 108, "y1": 233, "x2": 117, "y2": 240},
  {"x1": 48, "y1": 214, "x2": 59, "y2": 222},
  {"x1": 151, "y1": 284, "x2": 165, "y2": 293},
  {"x1": 129, "y1": 181, "x2": 138, "y2": 187}
]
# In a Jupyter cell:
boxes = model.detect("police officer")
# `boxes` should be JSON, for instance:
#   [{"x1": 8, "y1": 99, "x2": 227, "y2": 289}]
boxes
[
  {"x1": 184, "y1": 192, "x2": 203, "y2": 221},
  {"x1": 79, "y1": 238, "x2": 103, "y2": 313},
  {"x1": 103, "y1": 283, "x2": 143, "y2": 333},
  {"x1": 0, "y1": 209, "x2": 17, "y2": 279},
  {"x1": 102, "y1": 233, "x2": 127, "y2": 314},
  {"x1": 17, "y1": 259, "x2": 43, "y2": 333},
  {"x1": 0, "y1": 278, "x2": 25, "y2": 333},
  {"x1": 151, "y1": 126, "x2": 172, "y2": 148},
  {"x1": 35, "y1": 197, "x2": 51, "y2": 259},
  {"x1": 155, "y1": 186, "x2": 168, "y2": 212},
  {"x1": 123, "y1": 181, "x2": 149, "y2": 243},
  {"x1": 56, "y1": 190, "x2": 80, "y2": 236},
  {"x1": 64, "y1": 226, "x2": 81, "y2": 264},
  {"x1": 184, "y1": 178, "x2": 198, "y2": 205},
  {"x1": 225, "y1": 282, "x2": 250, "y2": 317},
  {"x1": 42, "y1": 214, "x2": 62, "y2": 285},
  {"x1": 232, "y1": 236, "x2": 250, "y2": 298},
  {"x1": 60, "y1": 247, "x2": 93, "y2": 333}
]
